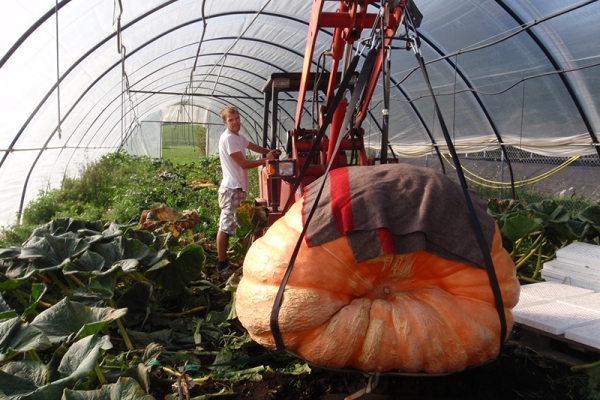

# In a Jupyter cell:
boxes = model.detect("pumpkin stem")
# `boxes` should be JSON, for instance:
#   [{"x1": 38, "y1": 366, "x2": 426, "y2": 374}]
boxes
[
  {"x1": 571, "y1": 359, "x2": 600, "y2": 372},
  {"x1": 511, "y1": 237, "x2": 523, "y2": 258},
  {"x1": 515, "y1": 233, "x2": 544, "y2": 270},
  {"x1": 345, "y1": 373, "x2": 380, "y2": 400},
  {"x1": 530, "y1": 242, "x2": 546, "y2": 280}
]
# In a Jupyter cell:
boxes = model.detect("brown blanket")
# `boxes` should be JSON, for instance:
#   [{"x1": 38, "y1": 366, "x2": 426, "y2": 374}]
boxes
[{"x1": 302, "y1": 164, "x2": 496, "y2": 269}]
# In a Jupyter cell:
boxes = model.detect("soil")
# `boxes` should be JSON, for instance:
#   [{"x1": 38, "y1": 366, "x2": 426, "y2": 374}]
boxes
[{"x1": 176, "y1": 344, "x2": 593, "y2": 400}]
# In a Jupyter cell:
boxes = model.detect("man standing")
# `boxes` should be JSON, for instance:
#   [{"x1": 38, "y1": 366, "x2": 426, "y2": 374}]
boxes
[{"x1": 216, "y1": 105, "x2": 278, "y2": 274}]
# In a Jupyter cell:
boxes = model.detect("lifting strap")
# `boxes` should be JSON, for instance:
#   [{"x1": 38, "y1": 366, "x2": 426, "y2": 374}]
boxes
[
  {"x1": 282, "y1": 53, "x2": 362, "y2": 213},
  {"x1": 272, "y1": 50, "x2": 378, "y2": 350},
  {"x1": 412, "y1": 46, "x2": 508, "y2": 352}
]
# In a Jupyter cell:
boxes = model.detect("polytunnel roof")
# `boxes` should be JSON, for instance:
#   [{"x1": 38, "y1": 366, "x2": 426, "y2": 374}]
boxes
[{"x1": 1, "y1": 0, "x2": 599, "y2": 227}]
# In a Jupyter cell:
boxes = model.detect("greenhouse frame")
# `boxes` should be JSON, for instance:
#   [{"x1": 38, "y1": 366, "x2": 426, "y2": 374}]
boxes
[{"x1": 1, "y1": 0, "x2": 599, "y2": 226}]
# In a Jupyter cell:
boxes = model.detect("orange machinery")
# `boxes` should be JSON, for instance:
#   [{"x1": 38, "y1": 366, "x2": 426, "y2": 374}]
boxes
[{"x1": 257, "y1": 0, "x2": 413, "y2": 225}]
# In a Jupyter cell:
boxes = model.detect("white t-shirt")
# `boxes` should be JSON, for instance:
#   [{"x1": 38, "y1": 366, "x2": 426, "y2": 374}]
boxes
[{"x1": 219, "y1": 129, "x2": 250, "y2": 191}]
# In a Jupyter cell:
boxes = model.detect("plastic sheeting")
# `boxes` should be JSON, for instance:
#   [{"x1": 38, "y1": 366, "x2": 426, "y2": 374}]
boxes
[{"x1": 0, "y1": 0, "x2": 599, "y2": 226}]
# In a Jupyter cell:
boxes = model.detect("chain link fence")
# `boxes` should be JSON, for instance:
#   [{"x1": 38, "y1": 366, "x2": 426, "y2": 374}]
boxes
[{"x1": 397, "y1": 146, "x2": 600, "y2": 214}]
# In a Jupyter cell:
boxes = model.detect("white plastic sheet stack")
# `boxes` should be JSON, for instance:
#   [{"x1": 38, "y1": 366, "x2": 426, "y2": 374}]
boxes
[
  {"x1": 513, "y1": 242, "x2": 600, "y2": 349},
  {"x1": 542, "y1": 242, "x2": 600, "y2": 290}
]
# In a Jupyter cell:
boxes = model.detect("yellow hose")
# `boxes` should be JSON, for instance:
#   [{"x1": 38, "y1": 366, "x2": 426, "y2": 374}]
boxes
[{"x1": 441, "y1": 153, "x2": 580, "y2": 189}]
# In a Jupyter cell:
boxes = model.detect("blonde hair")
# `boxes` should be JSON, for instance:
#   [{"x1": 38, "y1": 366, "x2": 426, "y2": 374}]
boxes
[{"x1": 220, "y1": 105, "x2": 239, "y2": 120}]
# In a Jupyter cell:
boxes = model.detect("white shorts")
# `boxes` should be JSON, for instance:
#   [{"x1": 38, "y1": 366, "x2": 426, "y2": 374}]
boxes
[{"x1": 218, "y1": 187, "x2": 246, "y2": 235}]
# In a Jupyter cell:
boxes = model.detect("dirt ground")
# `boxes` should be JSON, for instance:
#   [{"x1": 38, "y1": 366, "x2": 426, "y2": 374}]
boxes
[{"x1": 180, "y1": 344, "x2": 593, "y2": 400}]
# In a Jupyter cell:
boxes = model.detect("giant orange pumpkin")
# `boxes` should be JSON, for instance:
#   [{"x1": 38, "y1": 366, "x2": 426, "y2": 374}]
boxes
[{"x1": 236, "y1": 166, "x2": 520, "y2": 374}]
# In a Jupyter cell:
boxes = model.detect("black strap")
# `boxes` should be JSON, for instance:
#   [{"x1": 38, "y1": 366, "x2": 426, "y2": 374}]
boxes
[
  {"x1": 272, "y1": 50, "x2": 378, "y2": 350},
  {"x1": 414, "y1": 49, "x2": 508, "y2": 352},
  {"x1": 282, "y1": 54, "x2": 362, "y2": 214},
  {"x1": 347, "y1": 50, "x2": 379, "y2": 137}
]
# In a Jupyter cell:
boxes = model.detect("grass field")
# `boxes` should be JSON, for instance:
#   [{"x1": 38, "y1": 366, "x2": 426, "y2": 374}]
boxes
[
  {"x1": 162, "y1": 146, "x2": 203, "y2": 164},
  {"x1": 162, "y1": 123, "x2": 201, "y2": 143}
]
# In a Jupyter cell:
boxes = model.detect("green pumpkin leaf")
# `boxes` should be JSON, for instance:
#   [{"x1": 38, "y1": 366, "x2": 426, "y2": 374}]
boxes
[
  {"x1": 21, "y1": 377, "x2": 80, "y2": 400},
  {"x1": 63, "y1": 251, "x2": 106, "y2": 276},
  {"x1": 0, "y1": 317, "x2": 51, "y2": 362},
  {"x1": 0, "y1": 276, "x2": 28, "y2": 291},
  {"x1": 578, "y1": 204, "x2": 600, "y2": 231},
  {"x1": 114, "y1": 236, "x2": 151, "y2": 260},
  {"x1": 25, "y1": 219, "x2": 87, "y2": 245},
  {"x1": 526, "y1": 200, "x2": 570, "y2": 224},
  {"x1": 121, "y1": 364, "x2": 153, "y2": 394},
  {"x1": 546, "y1": 222, "x2": 574, "y2": 240},
  {"x1": 90, "y1": 237, "x2": 151, "y2": 269},
  {"x1": 20, "y1": 234, "x2": 90, "y2": 271},
  {"x1": 119, "y1": 342, "x2": 163, "y2": 393},
  {"x1": 30, "y1": 298, "x2": 127, "y2": 344},
  {"x1": 77, "y1": 224, "x2": 123, "y2": 245},
  {"x1": 46, "y1": 343, "x2": 69, "y2": 383},
  {"x1": 549, "y1": 205, "x2": 571, "y2": 223},
  {"x1": 61, "y1": 377, "x2": 153, "y2": 400},
  {"x1": 0, "y1": 368, "x2": 39, "y2": 398},
  {"x1": 0, "y1": 317, "x2": 21, "y2": 353},
  {"x1": 0, "y1": 293, "x2": 16, "y2": 320},
  {"x1": 127, "y1": 329, "x2": 173, "y2": 347},
  {"x1": 66, "y1": 248, "x2": 139, "y2": 277},
  {"x1": 500, "y1": 215, "x2": 542, "y2": 243},
  {"x1": 109, "y1": 259, "x2": 139, "y2": 274},
  {"x1": 1, "y1": 360, "x2": 47, "y2": 388},
  {"x1": 58, "y1": 335, "x2": 112, "y2": 380},
  {"x1": 140, "y1": 249, "x2": 168, "y2": 269},
  {"x1": 1, "y1": 258, "x2": 37, "y2": 280},
  {"x1": 115, "y1": 282, "x2": 153, "y2": 328},
  {"x1": 0, "y1": 247, "x2": 21, "y2": 259},
  {"x1": 144, "y1": 244, "x2": 204, "y2": 294},
  {"x1": 565, "y1": 219, "x2": 593, "y2": 239},
  {"x1": 126, "y1": 229, "x2": 156, "y2": 247},
  {"x1": 23, "y1": 283, "x2": 47, "y2": 319},
  {"x1": 88, "y1": 275, "x2": 116, "y2": 298}
]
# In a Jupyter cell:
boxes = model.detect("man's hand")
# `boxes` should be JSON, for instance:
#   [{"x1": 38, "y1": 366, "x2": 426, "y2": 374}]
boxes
[{"x1": 267, "y1": 149, "x2": 281, "y2": 160}]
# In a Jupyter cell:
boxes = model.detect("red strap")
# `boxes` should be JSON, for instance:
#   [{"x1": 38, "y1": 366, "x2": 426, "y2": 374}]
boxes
[
  {"x1": 330, "y1": 167, "x2": 354, "y2": 235},
  {"x1": 377, "y1": 227, "x2": 395, "y2": 254}
]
